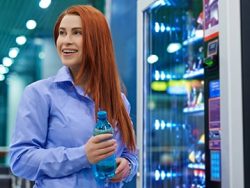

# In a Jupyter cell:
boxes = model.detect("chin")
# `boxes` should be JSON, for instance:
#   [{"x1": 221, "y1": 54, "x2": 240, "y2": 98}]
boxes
[
  {"x1": 62, "y1": 61, "x2": 75, "y2": 66},
  {"x1": 62, "y1": 62, "x2": 81, "y2": 71}
]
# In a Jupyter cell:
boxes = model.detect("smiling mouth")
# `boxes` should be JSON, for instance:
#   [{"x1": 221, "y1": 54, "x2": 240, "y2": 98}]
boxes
[{"x1": 62, "y1": 49, "x2": 78, "y2": 55}]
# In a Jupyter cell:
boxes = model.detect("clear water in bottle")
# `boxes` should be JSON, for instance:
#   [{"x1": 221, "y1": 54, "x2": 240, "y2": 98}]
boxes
[{"x1": 93, "y1": 111, "x2": 116, "y2": 180}]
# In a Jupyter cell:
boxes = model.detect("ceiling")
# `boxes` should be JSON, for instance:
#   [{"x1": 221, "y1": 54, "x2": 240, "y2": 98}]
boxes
[{"x1": 0, "y1": 0, "x2": 104, "y2": 76}]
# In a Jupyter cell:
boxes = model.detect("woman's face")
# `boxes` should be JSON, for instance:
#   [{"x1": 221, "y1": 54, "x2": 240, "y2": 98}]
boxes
[{"x1": 56, "y1": 14, "x2": 83, "y2": 76}]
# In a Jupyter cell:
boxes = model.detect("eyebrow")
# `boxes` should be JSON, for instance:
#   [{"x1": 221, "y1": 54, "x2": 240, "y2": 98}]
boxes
[{"x1": 59, "y1": 27, "x2": 83, "y2": 30}]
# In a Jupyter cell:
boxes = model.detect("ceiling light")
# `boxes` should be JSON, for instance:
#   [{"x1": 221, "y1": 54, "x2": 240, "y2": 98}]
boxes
[
  {"x1": 0, "y1": 65, "x2": 9, "y2": 74},
  {"x1": 9, "y1": 47, "x2": 19, "y2": 58},
  {"x1": 39, "y1": 0, "x2": 51, "y2": 9},
  {"x1": 2, "y1": 57, "x2": 13, "y2": 67},
  {"x1": 0, "y1": 74, "x2": 5, "y2": 81},
  {"x1": 39, "y1": 52, "x2": 45, "y2": 59},
  {"x1": 16, "y1": 35, "x2": 27, "y2": 45},
  {"x1": 26, "y1": 20, "x2": 37, "y2": 30},
  {"x1": 34, "y1": 38, "x2": 43, "y2": 45}
]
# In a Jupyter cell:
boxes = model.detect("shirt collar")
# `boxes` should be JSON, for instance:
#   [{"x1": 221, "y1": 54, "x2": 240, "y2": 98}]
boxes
[
  {"x1": 53, "y1": 66, "x2": 93, "y2": 102},
  {"x1": 53, "y1": 66, "x2": 74, "y2": 84}
]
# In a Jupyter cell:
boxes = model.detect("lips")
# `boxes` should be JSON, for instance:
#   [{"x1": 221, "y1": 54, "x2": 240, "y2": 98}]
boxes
[{"x1": 62, "y1": 49, "x2": 78, "y2": 55}]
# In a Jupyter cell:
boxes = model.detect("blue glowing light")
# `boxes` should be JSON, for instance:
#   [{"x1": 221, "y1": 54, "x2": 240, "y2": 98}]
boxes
[
  {"x1": 154, "y1": 22, "x2": 160, "y2": 32},
  {"x1": 160, "y1": 23, "x2": 165, "y2": 32},
  {"x1": 154, "y1": 70, "x2": 160, "y2": 81},
  {"x1": 166, "y1": 26, "x2": 171, "y2": 31},
  {"x1": 154, "y1": 169, "x2": 177, "y2": 180},
  {"x1": 154, "y1": 119, "x2": 160, "y2": 130},
  {"x1": 155, "y1": 170, "x2": 160, "y2": 181}
]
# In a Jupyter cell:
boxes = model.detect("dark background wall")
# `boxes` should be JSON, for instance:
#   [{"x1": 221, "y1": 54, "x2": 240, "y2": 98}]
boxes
[
  {"x1": 240, "y1": 0, "x2": 250, "y2": 188},
  {"x1": 110, "y1": 0, "x2": 137, "y2": 124},
  {"x1": 110, "y1": 0, "x2": 137, "y2": 187}
]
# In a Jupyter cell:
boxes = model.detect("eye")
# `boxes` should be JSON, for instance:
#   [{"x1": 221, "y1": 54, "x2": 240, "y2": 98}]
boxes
[
  {"x1": 59, "y1": 30, "x2": 65, "y2": 35},
  {"x1": 73, "y1": 30, "x2": 82, "y2": 35}
]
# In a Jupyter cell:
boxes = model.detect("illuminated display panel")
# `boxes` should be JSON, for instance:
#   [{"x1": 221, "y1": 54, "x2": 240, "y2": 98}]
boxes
[{"x1": 142, "y1": 0, "x2": 205, "y2": 187}]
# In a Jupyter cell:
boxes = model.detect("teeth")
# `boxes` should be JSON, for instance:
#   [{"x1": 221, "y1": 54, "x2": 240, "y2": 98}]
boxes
[{"x1": 63, "y1": 49, "x2": 77, "y2": 53}]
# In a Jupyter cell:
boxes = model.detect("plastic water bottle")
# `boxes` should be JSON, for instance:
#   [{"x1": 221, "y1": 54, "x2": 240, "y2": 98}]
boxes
[{"x1": 93, "y1": 111, "x2": 116, "y2": 181}]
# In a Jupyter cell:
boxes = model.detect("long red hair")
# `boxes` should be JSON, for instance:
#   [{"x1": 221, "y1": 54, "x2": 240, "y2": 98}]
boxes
[{"x1": 54, "y1": 5, "x2": 136, "y2": 151}]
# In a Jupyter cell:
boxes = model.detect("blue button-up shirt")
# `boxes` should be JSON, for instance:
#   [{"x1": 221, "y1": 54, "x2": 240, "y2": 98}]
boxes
[{"x1": 9, "y1": 66, "x2": 138, "y2": 188}]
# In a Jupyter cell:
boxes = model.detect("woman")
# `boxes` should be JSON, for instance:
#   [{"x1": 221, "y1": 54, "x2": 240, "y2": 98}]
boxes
[{"x1": 9, "y1": 5, "x2": 138, "y2": 188}]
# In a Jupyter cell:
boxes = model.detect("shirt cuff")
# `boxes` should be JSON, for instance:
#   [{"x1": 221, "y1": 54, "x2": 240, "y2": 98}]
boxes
[
  {"x1": 122, "y1": 157, "x2": 136, "y2": 183},
  {"x1": 68, "y1": 145, "x2": 92, "y2": 169}
]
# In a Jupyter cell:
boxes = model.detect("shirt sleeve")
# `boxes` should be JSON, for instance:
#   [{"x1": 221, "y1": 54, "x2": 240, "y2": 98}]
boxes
[
  {"x1": 120, "y1": 93, "x2": 139, "y2": 182},
  {"x1": 121, "y1": 147, "x2": 139, "y2": 182},
  {"x1": 9, "y1": 84, "x2": 91, "y2": 181}
]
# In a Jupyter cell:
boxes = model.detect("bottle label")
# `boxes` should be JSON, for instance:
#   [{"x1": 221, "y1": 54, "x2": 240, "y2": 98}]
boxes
[{"x1": 93, "y1": 128, "x2": 113, "y2": 136}]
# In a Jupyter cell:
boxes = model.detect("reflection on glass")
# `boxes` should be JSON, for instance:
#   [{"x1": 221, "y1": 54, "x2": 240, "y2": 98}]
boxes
[{"x1": 143, "y1": 0, "x2": 205, "y2": 187}]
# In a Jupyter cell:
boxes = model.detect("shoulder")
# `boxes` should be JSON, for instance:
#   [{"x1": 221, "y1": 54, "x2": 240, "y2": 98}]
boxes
[
  {"x1": 121, "y1": 92, "x2": 129, "y2": 103},
  {"x1": 23, "y1": 76, "x2": 56, "y2": 101},
  {"x1": 25, "y1": 76, "x2": 55, "y2": 91},
  {"x1": 121, "y1": 92, "x2": 131, "y2": 113}
]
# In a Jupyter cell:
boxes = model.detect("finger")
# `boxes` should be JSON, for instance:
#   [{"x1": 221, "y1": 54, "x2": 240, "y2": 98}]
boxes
[
  {"x1": 115, "y1": 158, "x2": 123, "y2": 174},
  {"x1": 95, "y1": 139, "x2": 116, "y2": 150},
  {"x1": 95, "y1": 150, "x2": 116, "y2": 162},
  {"x1": 95, "y1": 143, "x2": 117, "y2": 156},
  {"x1": 115, "y1": 166, "x2": 127, "y2": 177},
  {"x1": 116, "y1": 158, "x2": 122, "y2": 164},
  {"x1": 111, "y1": 169, "x2": 127, "y2": 182},
  {"x1": 110, "y1": 173, "x2": 123, "y2": 182},
  {"x1": 87, "y1": 138, "x2": 115, "y2": 152},
  {"x1": 93, "y1": 134, "x2": 113, "y2": 143},
  {"x1": 110, "y1": 177, "x2": 122, "y2": 182}
]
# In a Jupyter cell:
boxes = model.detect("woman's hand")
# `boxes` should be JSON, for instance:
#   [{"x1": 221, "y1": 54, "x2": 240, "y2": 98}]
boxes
[
  {"x1": 110, "y1": 157, "x2": 131, "y2": 182},
  {"x1": 85, "y1": 134, "x2": 117, "y2": 164}
]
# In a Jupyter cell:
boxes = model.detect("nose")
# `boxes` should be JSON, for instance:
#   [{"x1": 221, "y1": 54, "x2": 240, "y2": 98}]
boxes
[{"x1": 63, "y1": 34, "x2": 73, "y2": 44}]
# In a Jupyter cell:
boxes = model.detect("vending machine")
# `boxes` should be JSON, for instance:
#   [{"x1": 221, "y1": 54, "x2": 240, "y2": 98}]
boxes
[{"x1": 137, "y1": 0, "x2": 244, "y2": 187}]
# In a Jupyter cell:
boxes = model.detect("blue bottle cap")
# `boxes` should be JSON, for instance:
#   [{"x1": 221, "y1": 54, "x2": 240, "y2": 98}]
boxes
[{"x1": 97, "y1": 111, "x2": 107, "y2": 119}]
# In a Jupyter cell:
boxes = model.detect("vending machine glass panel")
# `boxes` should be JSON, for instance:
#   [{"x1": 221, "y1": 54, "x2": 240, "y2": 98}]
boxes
[{"x1": 142, "y1": 1, "x2": 206, "y2": 187}]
